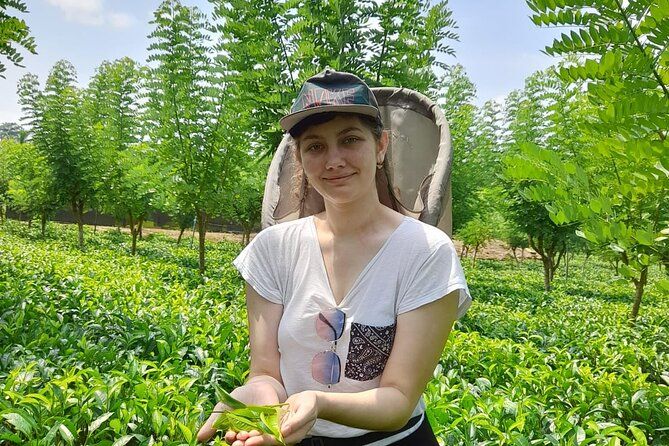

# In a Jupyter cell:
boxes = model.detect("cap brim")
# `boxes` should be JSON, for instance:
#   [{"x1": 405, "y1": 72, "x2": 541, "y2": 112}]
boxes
[{"x1": 280, "y1": 105, "x2": 380, "y2": 132}]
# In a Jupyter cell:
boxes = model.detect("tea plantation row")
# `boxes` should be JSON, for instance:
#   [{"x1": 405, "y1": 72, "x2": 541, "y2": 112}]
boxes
[{"x1": 0, "y1": 222, "x2": 667, "y2": 445}]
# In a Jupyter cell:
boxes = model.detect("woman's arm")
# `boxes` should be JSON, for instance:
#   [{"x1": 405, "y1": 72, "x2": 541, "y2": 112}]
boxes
[
  {"x1": 197, "y1": 284, "x2": 285, "y2": 443},
  {"x1": 245, "y1": 283, "x2": 287, "y2": 400},
  {"x1": 280, "y1": 290, "x2": 460, "y2": 443}
]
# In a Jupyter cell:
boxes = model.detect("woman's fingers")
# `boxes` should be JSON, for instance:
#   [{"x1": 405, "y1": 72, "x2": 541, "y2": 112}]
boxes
[
  {"x1": 244, "y1": 433, "x2": 281, "y2": 446},
  {"x1": 196, "y1": 402, "x2": 228, "y2": 443},
  {"x1": 225, "y1": 430, "x2": 237, "y2": 444}
]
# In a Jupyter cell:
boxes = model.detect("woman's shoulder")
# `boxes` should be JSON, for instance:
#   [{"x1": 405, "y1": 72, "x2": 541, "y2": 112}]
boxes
[
  {"x1": 398, "y1": 215, "x2": 454, "y2": 249},
  {"x1": 252, "y1": 216, "x2": 313, "y2": 244}
]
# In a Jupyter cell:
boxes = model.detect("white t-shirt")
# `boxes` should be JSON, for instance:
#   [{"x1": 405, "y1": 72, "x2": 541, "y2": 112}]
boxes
[{"x1": 233, "y1": 215, "x2": 472, "y2": 438}]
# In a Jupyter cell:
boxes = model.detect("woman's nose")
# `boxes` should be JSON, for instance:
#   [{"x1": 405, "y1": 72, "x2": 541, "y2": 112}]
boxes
[{"x1": 324, "y1": 146, "x2": 345, "y2": 169}]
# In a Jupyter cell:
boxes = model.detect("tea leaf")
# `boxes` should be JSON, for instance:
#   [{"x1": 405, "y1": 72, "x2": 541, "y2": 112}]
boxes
[
  {"x1": 112, "y1": 435, "x2": 135, "y2": 446},
  {"x1": 89, "y1": 412, "x2": 114, "y2": 434},
  {"x1": 214, "y1": 385, "x2": 246, "y2": 410},
  {"x1": 1, "y1": 413, "x2": 33, "y2": 436}
]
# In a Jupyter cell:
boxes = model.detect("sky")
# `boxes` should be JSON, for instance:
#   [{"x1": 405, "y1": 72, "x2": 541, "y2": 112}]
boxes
[{"x1": 0, "y1": 0, "x2": 566, "y2": 124}]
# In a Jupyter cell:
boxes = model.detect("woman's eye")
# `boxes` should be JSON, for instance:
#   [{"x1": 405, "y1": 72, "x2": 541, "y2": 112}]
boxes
[
  {"x1": 307, "y1": 144, "x2": 323, "y2": 152},
  {"x1": 343, "y1": 136, "x2": 360, "y2": 144}
]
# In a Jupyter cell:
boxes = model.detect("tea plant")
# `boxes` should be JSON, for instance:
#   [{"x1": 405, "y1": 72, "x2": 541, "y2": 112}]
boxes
[{"x1": 1, "y1": 221, "x2": 667, "y2": 445}]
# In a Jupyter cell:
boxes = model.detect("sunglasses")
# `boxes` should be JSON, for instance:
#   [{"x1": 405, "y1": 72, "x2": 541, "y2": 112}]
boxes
[{"x1": 311, "y1": 308, "x2": 346, "y2": 386}]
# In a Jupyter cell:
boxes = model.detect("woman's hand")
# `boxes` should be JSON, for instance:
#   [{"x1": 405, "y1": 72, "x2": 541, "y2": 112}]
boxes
[
  {"x1": 280, "y1": 391, "x2": 320, "y2": 445},
  {"x1": 196, "y1": 381, "x2": 281, "y2": 444},
  {"x1": 212, "y1": 390, "x2": 321, "y2": 446}
]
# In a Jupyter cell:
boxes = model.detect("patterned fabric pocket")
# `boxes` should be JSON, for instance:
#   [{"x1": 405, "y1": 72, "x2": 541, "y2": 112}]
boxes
[{"x1": 344, "y1": 322, "x2": 396, "y2": 381}]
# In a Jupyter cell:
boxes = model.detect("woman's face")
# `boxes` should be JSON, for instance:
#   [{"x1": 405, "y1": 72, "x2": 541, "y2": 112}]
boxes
[{"x1": 296, "y1": 115, "x2": 388, "y2": 206}]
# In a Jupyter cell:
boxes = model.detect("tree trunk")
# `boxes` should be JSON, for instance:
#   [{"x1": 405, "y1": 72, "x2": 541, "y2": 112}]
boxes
[
  {"x1": 177, "y1": 227, "x2": 185, "y2": 245},
  {"x1": 511, "y1": 247, "x2": 518, "y2": 263},
  {"x1": 564, "y1": 246, "x2": 569, "y2": 280},
  {"x1": 197, "y1": 209, "x2": 207, "y2": 275},
  {"x1": 129, "y1": 212, "x2": 137, "y2": 255},
  {"x1": 72, "y1": 200, "x2": 85, "y2": 250},
  {"x1": 138, "y1": 218, "x2": 144, "y2": 240},
  {"x1": 40, "y1": 211, "x2": 47, "y2": 237},
  {"x1": 630, "y1": 266, "x2": 648, "y2": 321},
  {"x1": 244, "y1": 229, "x2": 251, "y2": 246},
  {"x1": 27, "y1": 218, "x2": 32, "y2": 229},
  {"x1": 93, "y1": 209, "x2": 98, "y2": 234},
  {"x1": 472, "y1": 245, "x2": 479, "y2": 269},
  {"x1": 542, "y1": 258, "x2": 553, "y2": 291}
]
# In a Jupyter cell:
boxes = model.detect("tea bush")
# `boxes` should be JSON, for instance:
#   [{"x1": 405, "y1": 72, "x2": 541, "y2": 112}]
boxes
[{"x1": 1, "y1": 221, "x2": 667, "y2": 445}]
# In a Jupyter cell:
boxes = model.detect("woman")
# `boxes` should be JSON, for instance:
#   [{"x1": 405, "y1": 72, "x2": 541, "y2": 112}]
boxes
[{"x1": 197, "y1": 69, "x2": 471, "y2": 446}]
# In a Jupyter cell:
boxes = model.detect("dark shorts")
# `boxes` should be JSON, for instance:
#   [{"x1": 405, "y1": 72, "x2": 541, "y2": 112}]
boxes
[{"x1": 296, "y1": 414, "x2": 439, "y2": 446}]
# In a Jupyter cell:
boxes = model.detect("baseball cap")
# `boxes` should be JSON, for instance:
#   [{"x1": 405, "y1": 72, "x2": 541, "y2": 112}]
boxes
[{"x1": 280, "y1": 68, "x2": 381, "y2": 133}]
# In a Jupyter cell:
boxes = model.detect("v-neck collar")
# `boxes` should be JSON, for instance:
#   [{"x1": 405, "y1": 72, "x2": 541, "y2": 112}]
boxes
[{"x1": 308, "y1": 215, "x2": 408, "y2": 307}]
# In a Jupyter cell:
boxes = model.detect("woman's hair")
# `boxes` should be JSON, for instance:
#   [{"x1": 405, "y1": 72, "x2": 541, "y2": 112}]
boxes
[
  {"x1": 289, "y1": 112, "x2": 383, "y2": 141},
  {"x1": 288, "y1": 112, "x2": 405, "y2": 215}
]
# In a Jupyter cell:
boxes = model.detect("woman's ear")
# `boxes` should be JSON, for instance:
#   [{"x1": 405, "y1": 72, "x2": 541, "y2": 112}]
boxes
[{"x1": 377, "y1": 130, "x2": 389, "y2": 163}]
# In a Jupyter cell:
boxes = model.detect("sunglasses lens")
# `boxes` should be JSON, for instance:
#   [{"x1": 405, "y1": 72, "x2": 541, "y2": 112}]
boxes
[
  {"x1": 316, "y1": 308, "x2": 346, "y2": 341},
  {"x1": 311, "y1": 351, "x2": 341, "y2": 385}
]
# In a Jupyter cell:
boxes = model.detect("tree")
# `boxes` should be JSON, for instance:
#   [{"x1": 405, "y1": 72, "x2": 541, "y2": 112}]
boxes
[
  {"x1": 456, "y1": 215, "x2": 495, "y2": 268},
  {"x1": 520, "y1": 0, "x2": 669, "y2": 318},
  {"x1": 221, "y1": 161, "x2": 267, "y2": 245},
  {"x1": 147, "y1": 0, "x2": 244, "y2": 274},
  {"x1": 114, "y1": 144, "x2": 160, "y2": 254},
  {"x1": 502, "y1": 67, "x2": 589, "y2": 291},
  {"x1": 0, "y1": 122, "x2": 24, "y2": 140},
  {"x1": 210, "y1": 0, "x2": 459, "y2": 157},
  {"x1": 435, "y1": 64, "x2": 481, "y2": 232},
  {"x1": 3, "y1": 139, "x2": 58, "y2": 236},
  {"x1": 17, "y1": 60, "x2": 100, "y2": 249},
  {"x1": 85, "y1": 58, "x2": 152, "y2": 254},
  {"x1": 0, "y1": 0, "x2": 36, "y2": 78}
]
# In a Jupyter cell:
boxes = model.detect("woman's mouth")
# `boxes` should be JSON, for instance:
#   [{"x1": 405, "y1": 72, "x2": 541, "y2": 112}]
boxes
[{"x1": 323, "y1": 173, "x2": 355, "y2": 183}]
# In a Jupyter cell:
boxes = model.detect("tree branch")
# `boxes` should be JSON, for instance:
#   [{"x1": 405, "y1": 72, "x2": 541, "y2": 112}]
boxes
[{"x1": 613, "y1": 0, "x2": 669, "y2": 102}]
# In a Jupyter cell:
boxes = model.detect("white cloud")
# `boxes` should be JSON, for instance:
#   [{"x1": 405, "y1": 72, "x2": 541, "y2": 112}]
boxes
[
  {"x1": 45, "y1": 0, "x2": 135, "y2": 28},
  {"x1": 108, "y1": 12, "x2": 135, "y2": 29}
]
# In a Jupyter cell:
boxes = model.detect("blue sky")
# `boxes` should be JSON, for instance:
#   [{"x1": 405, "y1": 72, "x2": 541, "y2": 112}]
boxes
[{"x1": 0, "y1": 0, "x2": 565, "y2": 123}]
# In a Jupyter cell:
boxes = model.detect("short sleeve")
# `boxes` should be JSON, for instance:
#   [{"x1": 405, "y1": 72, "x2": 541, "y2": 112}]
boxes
[
  {"x1": 397, "y1": 238, "x2": 472, "y2": 318},
  {"x1": 232, "y1": 230, "x2": 284, "y2": 305}
]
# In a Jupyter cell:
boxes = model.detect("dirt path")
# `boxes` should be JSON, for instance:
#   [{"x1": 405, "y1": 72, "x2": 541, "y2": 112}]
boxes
[
  {"x1": 96, "y1": 225, "x2": 538, "y2": 261},
  {"x1": 94, "y1": 225, "x2": 246, "y2": 243}
]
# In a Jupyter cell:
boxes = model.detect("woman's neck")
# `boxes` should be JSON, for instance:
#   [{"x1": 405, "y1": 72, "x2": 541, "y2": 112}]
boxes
[{"x1": 317, "y1": 192, "x2": 396, "y2": 237}]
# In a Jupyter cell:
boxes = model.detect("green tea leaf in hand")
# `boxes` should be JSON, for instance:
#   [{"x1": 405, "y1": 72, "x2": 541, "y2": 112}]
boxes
[
  {"x1": 214, "y1": 385, "x2": 246, "y2": 410},
  {"x1": 212, "y1": 404, "x2": 287, "y2": 445}
]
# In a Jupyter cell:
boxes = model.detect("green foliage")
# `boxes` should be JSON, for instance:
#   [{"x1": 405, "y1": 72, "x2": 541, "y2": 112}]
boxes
[
  {"x1": 0, "y1": 0, "x2": 36, "y2": 78},
  {"x1": 2, "y1": 140, "x2": 58, "y2": 233},
  {"x1": 0, "y1": 222, "x2": 249, "y2": 444},
  {"x1": 1, "y1": 223, "x2": 667, "y2": 444},
  {"x1": 436, "y1": 65, "x2": 482, "y2": 232},
  {"x1": 147, "y1": 0, "x2": 245, "y2": 273},
  {"x1": 427, "y1": 256, "x2": 669, "y2": 445},
  {"x1": 210, "y1": 0, "x2": 459, "y2": 156},
  {"x1": 85, "y1": 58, "x2": 158, "y2": 254},
  {"x1": 522, "y1": 0, "x2": 669, "y2": 317},
  {"x1": 502, "y1": 66, "x2": 591, "y2": 291},
  {"x1": 220, "y1": 162, "x2": 267, "y2": 245},
  {"x1": 456, "y1": 215, "x2": 495, "y2": 268},
  {"x1": 0, "y1": 122, "x2": 24, "y2": 141},
  {"x1": 16, "y1": 60, "x2": 102, "y2": 248}
]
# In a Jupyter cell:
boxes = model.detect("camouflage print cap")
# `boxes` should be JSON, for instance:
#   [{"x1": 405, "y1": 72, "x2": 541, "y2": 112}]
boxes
[{"x1": 280, "y1": 68, "x2": 381, "y2": 132}]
